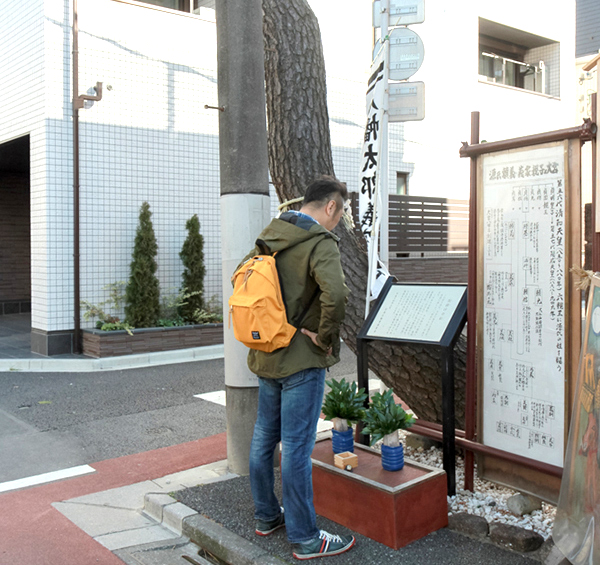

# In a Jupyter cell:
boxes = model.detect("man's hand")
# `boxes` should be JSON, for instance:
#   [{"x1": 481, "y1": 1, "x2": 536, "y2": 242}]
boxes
[{"x1": 301, "y1": 328, "x2": 332, "y2": 356}]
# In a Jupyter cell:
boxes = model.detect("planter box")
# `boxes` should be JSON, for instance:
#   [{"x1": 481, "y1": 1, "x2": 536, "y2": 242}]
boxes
[
  {"x1": 82, "y1": 323, "x2": 223, "y2": 358},
  {"x1": 311, "y1": 438, "x2": 448, "y2": 549}
]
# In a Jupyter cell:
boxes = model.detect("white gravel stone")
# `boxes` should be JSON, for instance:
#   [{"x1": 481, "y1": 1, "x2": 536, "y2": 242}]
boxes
[{"x1": 371, "y1": 430, "x2": 557, "y2": 540}]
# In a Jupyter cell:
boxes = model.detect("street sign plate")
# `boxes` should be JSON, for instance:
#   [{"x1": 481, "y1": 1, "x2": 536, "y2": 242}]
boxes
[
  {"x1": 388, "y1": 27, "x2": 424, "y2": 81},
  {"x1": 373, "y1": 0, "x2": 425, "y2": 28},
  {"x1": 388, "y1": 81, "x2": 425, "y2": 121}
]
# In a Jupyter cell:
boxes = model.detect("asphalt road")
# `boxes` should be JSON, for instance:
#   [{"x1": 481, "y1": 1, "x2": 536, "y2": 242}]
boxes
[
  {"x1": 0, "y1": 359, "x2": 228, "y2": 484},
  {"x1": 0, "y1": 343, "x2": 362, "y2": 486}
]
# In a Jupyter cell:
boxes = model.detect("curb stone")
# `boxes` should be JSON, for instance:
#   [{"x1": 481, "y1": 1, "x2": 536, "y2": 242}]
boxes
[
  {"x1": 144, "y1": 493, "x2": 290, "y2": 565},
  {"x1": 146, "y1": 493, "x2": 546, "y2": 564},
  {"x1": 489, "y1": 522, "x2": 544, "y2": 553},
  {"x1": 449, "y1": 511, "x2": 549, "y2": 561},
  {"x1": 448, "y1": 512, "x2": 489, "y2": 537}
]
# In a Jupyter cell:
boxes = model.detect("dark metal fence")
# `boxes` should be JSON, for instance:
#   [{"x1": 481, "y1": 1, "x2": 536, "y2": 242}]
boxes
[{"x1": 350, "y1": 193, "x2": 470, "y2": 255}]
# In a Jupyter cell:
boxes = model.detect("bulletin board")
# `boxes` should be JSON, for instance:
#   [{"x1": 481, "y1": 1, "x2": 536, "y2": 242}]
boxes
[{"x1": 476, "y1": 140, "x2": 581, "y2": 502}]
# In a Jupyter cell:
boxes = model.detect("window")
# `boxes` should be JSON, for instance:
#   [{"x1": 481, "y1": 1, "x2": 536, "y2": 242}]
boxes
[
  {"x1": 479, "y1": 18, "x2": 560, "y2": 97},
  {"x1": 136, "y1": 0, "x2": 214, "y2": 14},
  {"x1": 396, "y1": 172, "x2": 408, "y2": 195}
]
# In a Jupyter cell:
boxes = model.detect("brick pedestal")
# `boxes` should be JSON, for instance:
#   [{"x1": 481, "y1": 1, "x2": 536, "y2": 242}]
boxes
[{"x1": 311, "y1": 439, "x2": 448, "y2": 549}]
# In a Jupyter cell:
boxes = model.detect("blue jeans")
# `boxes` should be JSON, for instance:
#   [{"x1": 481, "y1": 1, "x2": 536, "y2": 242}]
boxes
[{"x1": 249, "y1": 367, "x2": 325, "y2": 543}]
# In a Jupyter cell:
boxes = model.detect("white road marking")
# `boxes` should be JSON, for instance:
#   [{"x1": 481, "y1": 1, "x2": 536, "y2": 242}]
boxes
[
  {"x1": 317, "y1": 418, "x2": 333, "y2": 433},
  {"x1": 0, "y1": 464, "x2": 96, "y2": 494},
  {"x1": 194, "y1": 390, "x2": 226, "y2": 406}
]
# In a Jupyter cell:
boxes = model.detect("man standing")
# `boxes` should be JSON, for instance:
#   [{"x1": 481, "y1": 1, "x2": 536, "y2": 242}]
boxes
[{"x1": 243, "y1": 176, "x2": 355, "y2": 560}]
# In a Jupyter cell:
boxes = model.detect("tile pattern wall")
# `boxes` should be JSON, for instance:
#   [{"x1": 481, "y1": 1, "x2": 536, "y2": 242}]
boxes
[
  {"x1": 54, "y1": 0, "x2": 223, "y2": 329},
  {"x1": 0, "y1": 0, "x2": 47, "y2": 328},
  {"x1": 525, "y1": 43, "x2": 561, "y2": 98},
  {"x1": 2, "y1": 0, "x2": 408, "y2": 332},
  {"x1": 70, "y1": 2, "x2": 387, "y2": 329}
]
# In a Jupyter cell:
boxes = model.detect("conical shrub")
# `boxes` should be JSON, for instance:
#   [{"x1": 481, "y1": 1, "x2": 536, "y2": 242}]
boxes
[
  {"x1": 125, "y1": 201, "x2": 160, "y2": 327},
  {"x1": 179, "y1": 214, "x2": 205, "y2": 321}
]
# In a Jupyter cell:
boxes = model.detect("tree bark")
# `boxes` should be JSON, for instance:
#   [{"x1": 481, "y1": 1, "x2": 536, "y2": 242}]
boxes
[{"x1": 262, "y1": 0, "x2": 467, "y2": 427}]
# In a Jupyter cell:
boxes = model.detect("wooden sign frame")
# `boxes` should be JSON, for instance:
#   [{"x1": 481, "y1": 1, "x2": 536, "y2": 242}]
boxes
[{"x1": 476, "y1": 139, "x2": 581, "y2": 503}]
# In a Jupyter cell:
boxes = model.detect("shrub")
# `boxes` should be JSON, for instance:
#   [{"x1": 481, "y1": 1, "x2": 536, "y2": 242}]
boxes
[
  {"x1": 125, "y1": 202, "x2": 160, "y2": 327},
  {"x1": 179, "y1": 214, "x2": 205, "y2": 321},
  {"x1": 81, "y1": 281, "x2": 128, "y2": 328}
]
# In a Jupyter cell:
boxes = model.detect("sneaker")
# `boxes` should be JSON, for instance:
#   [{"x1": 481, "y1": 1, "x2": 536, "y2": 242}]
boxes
[
  {"x1": 255, "y1": 507, "x2": 285, "y2": 536},
  {"x1": 292, "y1": 530, "x2": 356, "y2": 560}
]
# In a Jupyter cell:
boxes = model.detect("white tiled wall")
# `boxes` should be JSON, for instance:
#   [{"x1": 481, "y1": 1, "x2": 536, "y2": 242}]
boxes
[
  {"x1": 525, "y1": 43, "x2": 561, "y2": 98},
  {"x1": 2, "y1": 0, "x2": 386, "y2": 333},
  {"x1": 2, "y1": 0, "x2": 575, "y2": 333},
  {"x1": 43, "y1": 0, "x2": 224, "y2": 329},
  {"x1": 0, "y1": 0, "x2": 48, "y2": 329}
]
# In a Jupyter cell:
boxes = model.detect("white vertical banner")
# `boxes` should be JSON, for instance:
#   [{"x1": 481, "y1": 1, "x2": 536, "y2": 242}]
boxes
[{"x1": 359, "y1": 47, "x2": 390, "y2": 314}]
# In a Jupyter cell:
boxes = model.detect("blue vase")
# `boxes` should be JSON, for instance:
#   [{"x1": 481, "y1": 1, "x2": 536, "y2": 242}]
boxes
[
  {"x1": 381, "y1": 443, "x2": 404, "y2": 471},
  {"x1": 331, "y1": 428, "x2": 354, "y2": 454}
]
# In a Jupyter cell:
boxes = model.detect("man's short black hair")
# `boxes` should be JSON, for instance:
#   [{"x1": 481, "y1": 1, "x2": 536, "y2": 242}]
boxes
[{"x1": 303, "y1": 175, "x2": 348, "y2": 210}]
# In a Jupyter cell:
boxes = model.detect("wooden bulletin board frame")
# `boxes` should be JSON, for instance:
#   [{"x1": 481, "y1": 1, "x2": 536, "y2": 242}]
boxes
[{"x1": 476, "y1": 139, "x2": 582, "y2": 503}]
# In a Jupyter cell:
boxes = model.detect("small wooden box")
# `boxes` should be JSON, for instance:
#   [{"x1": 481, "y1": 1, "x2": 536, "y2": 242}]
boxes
[
  {"x1": 312, "y1": 438, "x2": 447, "y2": 549},
  {"x1": 334, "y1": 451, "x2": 358, "y2": 470}
]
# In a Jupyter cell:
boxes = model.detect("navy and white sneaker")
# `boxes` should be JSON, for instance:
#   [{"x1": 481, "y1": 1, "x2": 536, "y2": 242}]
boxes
[
  {"x1": 292, "y1": 529, "x2": 356, "y2": 560},
  {"x1": 255, "y1": 507, "x2": 285, "y2": 536}
]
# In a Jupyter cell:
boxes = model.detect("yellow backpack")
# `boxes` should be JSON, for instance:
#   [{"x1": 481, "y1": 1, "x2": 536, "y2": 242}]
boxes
[{"x1": 229, "y1": 242, "x2": 317, "y2": 352}]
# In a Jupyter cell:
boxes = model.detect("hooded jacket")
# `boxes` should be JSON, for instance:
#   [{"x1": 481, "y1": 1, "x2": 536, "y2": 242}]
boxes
[{"x1": 239, "y1": 211, "x2": 349, "y2": 379}]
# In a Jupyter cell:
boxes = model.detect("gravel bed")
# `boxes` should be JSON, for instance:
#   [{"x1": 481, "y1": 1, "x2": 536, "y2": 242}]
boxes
[{"x1": 394, "y1": 431, "x2": 556, "y2": 540}]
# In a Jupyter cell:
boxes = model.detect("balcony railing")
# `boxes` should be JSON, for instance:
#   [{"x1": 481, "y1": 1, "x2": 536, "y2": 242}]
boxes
[{"x1": 479, "y1": 52, "x2": 545, "y2": 95}]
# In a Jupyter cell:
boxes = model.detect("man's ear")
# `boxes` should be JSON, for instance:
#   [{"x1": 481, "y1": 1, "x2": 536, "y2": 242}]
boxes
[{"x1": 326, "y1": 199, "x2": 337, "y2": 216}]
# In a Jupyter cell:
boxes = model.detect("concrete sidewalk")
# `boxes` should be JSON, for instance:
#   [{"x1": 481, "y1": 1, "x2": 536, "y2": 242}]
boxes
[{"x1": 52, "y1": 455, "x2": 543, "y2": 565}]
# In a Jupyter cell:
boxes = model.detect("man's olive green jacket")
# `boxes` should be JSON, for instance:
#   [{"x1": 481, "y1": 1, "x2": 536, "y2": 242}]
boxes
[{"x1": 236, "y1": 212, "x2": 349, "y2": 379}]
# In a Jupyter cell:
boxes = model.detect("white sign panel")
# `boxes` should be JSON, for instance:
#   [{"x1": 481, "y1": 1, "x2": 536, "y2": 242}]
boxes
[
  {"x1": 388, "y1": 28, "x2": 424, "y2": 81},
  {"x1": 366, "y1": 285, "x2": 466, "y2": 342},
  {"x1": 388, "y1": 81, "x2": 425, "y2": 122},
  {"x1": 373, "y1": 0, "x2": 425, "y2": 27},
  {"x1": 481, "y1": 144, "x2": 566, "y2": 468}
]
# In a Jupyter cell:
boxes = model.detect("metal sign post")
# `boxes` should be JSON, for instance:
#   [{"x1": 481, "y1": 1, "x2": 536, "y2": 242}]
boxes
[
  {"x1": 356, "y1": 278, "x2": 468, "y2": 495},
  {"x1": 369, "y1": 0, "x2": 425, "y2": 279}
]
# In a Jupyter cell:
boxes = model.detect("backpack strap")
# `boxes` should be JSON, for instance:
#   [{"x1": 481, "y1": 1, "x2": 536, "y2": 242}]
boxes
[{"x1": 255, "y1": 239, "x2": 271, "y2": 256}]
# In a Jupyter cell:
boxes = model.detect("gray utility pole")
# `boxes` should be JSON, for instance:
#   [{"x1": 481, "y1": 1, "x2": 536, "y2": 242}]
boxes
[{"x1": 215, "y1": 0, "x2": 271, "y2": 475}]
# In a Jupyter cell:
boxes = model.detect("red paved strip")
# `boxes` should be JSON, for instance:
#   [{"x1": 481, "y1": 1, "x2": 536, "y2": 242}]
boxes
[{"x1": 0, "y1": 433, "x2": 227, "y2": 565}]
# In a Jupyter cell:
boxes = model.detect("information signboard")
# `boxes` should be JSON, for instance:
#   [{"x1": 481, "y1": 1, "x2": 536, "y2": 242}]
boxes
[
  {"x1": 478, "y1": 142, "x2": 568, "y2": 469},
  {"x1": 358, "y1": 279, "x2": 467, "y2": 494},
  {"x1": 364, "y1": 283, "x2": 466, "y2": 344}
]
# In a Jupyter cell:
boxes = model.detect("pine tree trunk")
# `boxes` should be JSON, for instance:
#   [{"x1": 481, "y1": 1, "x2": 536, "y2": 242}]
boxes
[{"x1": 262, "y1": 0, "x2": 467, "y2": 427}]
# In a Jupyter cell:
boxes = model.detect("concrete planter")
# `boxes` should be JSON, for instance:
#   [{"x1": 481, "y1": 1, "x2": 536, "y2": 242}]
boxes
[{"x1": 82, "y1": 323, "x2": 223, "y2": 358}]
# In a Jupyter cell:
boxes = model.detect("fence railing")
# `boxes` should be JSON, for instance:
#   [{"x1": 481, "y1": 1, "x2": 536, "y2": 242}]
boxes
[{"x1": 350, "y1": 193, "x2": 470, "y2": 255}]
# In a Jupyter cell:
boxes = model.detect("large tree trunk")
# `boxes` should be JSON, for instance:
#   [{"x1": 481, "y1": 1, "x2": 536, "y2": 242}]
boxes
[{"x1": 261, "y1": 0, "x2": 467, "y2": 427}]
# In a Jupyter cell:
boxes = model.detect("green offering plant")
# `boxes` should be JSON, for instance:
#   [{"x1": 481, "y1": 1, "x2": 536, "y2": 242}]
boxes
[
  {"x1": 322, "y1": 378, "x2": 368, "y2": 432},
  {"x1": 125, "y1": 202, "x2": 160, "y2": 327},
  {"x1": 362, "y1": 389, "x2": 416, "y2": 447}
]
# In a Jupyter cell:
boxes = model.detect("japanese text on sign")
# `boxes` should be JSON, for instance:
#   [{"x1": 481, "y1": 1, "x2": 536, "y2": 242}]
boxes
[{"x1": 481, "y1": 144, "x2": 566, "y2": 468}]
